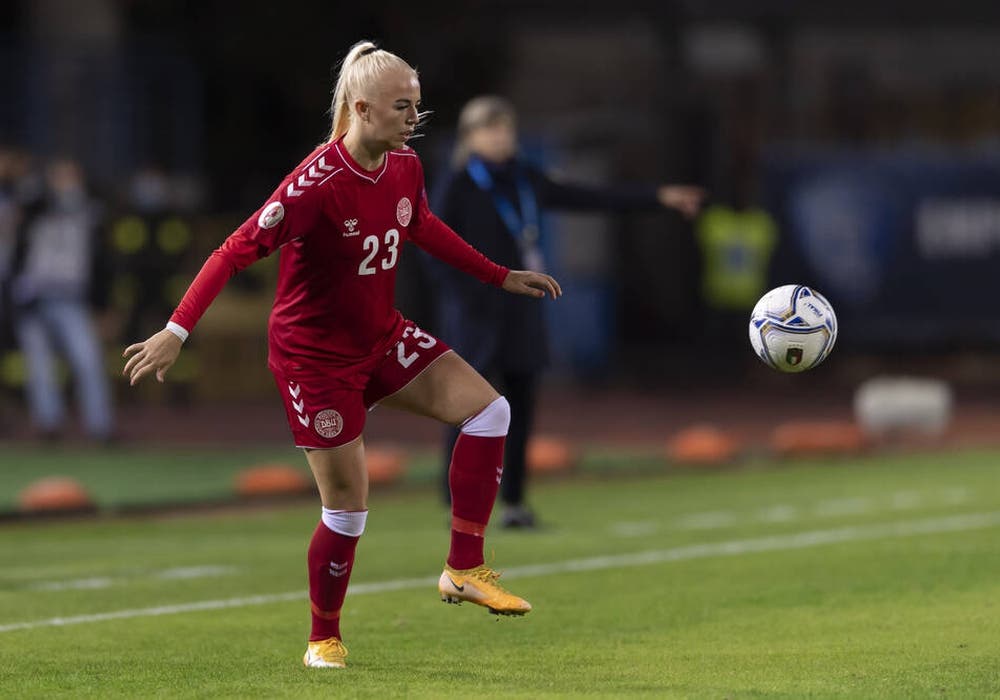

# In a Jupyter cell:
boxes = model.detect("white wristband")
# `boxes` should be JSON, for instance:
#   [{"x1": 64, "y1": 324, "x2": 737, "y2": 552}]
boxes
[{"x1": 165, "y1": 321, "x2": 189, "y2": 343}]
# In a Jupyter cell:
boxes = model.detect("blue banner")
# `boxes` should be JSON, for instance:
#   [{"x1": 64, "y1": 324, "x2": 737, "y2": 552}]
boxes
[{"x1": 763, "y1": 147, "x2": 1000, "y2": 347}]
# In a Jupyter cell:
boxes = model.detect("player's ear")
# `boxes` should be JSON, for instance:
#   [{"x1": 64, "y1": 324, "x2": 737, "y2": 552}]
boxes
[{"x1": 354, "y1": 99, "x2": 371, "y2": 123}]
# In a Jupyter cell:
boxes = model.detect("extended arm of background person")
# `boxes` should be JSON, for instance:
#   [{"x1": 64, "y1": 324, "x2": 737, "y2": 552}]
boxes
[
  {"x1": 534, "y1": 165, "x2": 705, "y2": 218},
  {"x1": 655, "y1": 185, "x2": 705, "y2": 219}
]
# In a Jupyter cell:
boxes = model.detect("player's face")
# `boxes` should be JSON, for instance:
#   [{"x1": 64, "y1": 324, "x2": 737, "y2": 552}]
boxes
[
  {"x1": 365, "y1": 67, "x2": 422, "y2": 150},
  {"x1": 467, "y1": 117, "x2": 517, "y2": 163}
]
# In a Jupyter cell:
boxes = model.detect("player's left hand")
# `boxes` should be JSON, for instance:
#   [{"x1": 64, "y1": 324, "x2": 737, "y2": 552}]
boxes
[
  {"x1": 502, "y1": 270, "x2": 562, "y2": 300},
  {"x1": 657, "y1": 185, "x2": 706, "y2": 219}
]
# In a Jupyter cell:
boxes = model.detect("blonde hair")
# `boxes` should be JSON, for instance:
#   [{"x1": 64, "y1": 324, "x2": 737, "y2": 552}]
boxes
[
  {"x1": 325, "y1": 40, "x2": 416, "y2": 144},
  {"x1": 451, "y1": 95, "x2": 517, "y2": 168}
]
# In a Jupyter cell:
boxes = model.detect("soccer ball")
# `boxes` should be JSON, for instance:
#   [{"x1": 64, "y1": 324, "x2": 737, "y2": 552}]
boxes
[{"x1": 748, "y1": 285, "x2": 838, "y2": 372}]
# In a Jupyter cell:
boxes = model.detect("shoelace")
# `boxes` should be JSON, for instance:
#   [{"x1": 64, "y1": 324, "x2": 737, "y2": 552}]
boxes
[{"x1": 470, "y1": 566, "x2": 509, "y2": 591}]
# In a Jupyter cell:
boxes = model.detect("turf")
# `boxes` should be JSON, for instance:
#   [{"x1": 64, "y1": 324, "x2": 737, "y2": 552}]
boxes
[
  {"x1": 2, "y1": 449, "x2": 999, "y2": 697},
  {"x1": 0, "y1": 445, "x2": 306, "y2": 509},
  {"x1": 0, "y1": 442, "x2": 668, "y2": 511}
]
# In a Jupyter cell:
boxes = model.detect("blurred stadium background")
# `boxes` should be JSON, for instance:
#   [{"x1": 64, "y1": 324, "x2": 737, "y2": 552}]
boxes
[{"x1": 4, "y1": 1, "x2": 1000, "y2": 482}]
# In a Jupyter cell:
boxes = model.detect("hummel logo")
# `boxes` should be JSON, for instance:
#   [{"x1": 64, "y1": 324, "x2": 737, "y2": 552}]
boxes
[
  {"x1": 343, "y1": 218, "x2": 359, "y2": 237},
  {"x1": 289, "y1": 383, "x2": 308, "y2": 427},
  {"x1": 329, "y1": 561, "x2": 349, "y2": 578},
  {"x1": 447, "y1": 576, "x2": 465, "y2": 592}
]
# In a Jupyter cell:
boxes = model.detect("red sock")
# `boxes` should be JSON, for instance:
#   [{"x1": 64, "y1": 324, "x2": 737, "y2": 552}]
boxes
[
  {"x1": 307, "y1": 521, "x2": 359, "y2": 641},
  {"x1": 447, "y1": 432, "x2": 505, "y2": 569}
]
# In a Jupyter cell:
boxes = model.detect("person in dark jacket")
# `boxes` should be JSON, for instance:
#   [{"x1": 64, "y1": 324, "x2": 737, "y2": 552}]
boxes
[{"x1": 434, "y1": 96, "x2": 704, "y2": 528}]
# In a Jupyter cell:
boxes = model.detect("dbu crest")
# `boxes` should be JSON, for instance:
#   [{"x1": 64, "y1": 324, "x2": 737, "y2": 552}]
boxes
[{"x1": 314, "y1": 409, "x2": 344, "y2": 439}]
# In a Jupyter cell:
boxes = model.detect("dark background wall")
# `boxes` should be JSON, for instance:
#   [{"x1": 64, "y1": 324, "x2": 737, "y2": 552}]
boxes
[{"x1": 4, "y1": 0, "x2": 1000, "y2": 394}]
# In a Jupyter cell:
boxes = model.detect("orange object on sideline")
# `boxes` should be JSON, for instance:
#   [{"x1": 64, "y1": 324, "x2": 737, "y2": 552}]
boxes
[
  {"x1": 235, "y1": 464, "x2": 312, "y2": 497},
  {"x1": 667, "y1": 425, "x2": 739, "y2": 465},
  {"x1": 770, "y1": 421, "x2": 867, "y2": 458},
  {"x1": 365, "y1": 446, "x2": 407, "y2": 485},
  {"x1": 527, "y1": 435, "x2": 577, "y2": 473},
  {"x1": 18, "y1": 477, "x2": 95, "y2": 512}
]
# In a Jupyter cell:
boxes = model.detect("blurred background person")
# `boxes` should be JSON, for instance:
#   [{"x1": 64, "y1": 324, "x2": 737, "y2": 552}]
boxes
[
  {"x1": 432, "y1": 96, "x2": 705, "y2": 528},
  {"x1": 8, "y1": 158, "x2": 114, "y2": 442},
  {"x1": 695, "y1": 76, "x2": 778, "y2": 374}
]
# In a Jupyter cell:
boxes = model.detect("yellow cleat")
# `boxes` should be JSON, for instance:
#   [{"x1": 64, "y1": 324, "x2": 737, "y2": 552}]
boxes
[
  {"x1": 303, "y1": 637, "x2": 348, "y2": 668},
  {"x1": 438, "y1": 564, "x2": 532, "y2": 616}
]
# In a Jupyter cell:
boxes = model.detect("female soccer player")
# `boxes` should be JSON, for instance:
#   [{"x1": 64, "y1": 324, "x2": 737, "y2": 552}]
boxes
[{"x1": 123, "y1": 41, "x2": 561, "y2": 669}]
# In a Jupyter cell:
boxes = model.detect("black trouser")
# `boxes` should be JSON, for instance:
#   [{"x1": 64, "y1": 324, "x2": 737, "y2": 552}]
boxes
[{"x1": 441, "y1": 370, "x2": 537, "y2": 507}]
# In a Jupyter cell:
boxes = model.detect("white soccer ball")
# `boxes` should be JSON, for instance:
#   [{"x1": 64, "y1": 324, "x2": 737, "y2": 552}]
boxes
[{"x1": 748, "y1": 285, "x2": 838, "y2": 373}]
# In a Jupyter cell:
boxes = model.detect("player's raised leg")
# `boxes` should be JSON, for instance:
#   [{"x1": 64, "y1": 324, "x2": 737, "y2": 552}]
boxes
[
  {"x1": 378, "y1": 350, "x2": 531, "y2": 615},
  {"x1": 301, "y1": 436, "x2": 368, "y2": 668}
]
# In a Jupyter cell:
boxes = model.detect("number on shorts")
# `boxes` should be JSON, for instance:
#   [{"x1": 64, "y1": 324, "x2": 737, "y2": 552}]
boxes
[
  {"x1": 396, "y1": 342, "x2": 418, "y2": 368},
  {"x1": 396, "y1": 325, "x2": 437, "y2": 368}
]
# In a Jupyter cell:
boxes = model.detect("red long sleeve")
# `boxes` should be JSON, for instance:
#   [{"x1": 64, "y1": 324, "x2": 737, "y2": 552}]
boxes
[{"x1": 168, "y1": 248, "x2": 245, "y2": 334}]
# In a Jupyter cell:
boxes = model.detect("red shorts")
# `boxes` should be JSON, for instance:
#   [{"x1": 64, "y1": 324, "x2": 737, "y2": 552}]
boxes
[{"x1": 271, "y1": 320, "x2": 452, "y2": 449}]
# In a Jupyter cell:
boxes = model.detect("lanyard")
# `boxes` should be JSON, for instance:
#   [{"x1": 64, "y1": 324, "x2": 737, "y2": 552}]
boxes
[{"x1": 466, "y1": 157, "x2": 540, "y2": 245}]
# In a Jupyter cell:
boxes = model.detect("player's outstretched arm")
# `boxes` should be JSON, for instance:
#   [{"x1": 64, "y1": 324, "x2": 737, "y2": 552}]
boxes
[
  {"x1": 501, "y1": 270, "x2": 562, "y2": 300},
  {"x1": 122, "y1": 329, "x2": 183, "y2": 386}
]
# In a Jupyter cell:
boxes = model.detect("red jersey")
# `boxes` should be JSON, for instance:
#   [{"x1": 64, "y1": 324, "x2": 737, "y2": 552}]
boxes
[{"x1": 170, "y1": 139, "x2": 509, "y2": 369}]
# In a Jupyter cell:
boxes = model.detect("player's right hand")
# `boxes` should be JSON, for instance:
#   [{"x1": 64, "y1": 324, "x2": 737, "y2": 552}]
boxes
[
  {"x1": 122, "y1": 329, "x2": 183, "y2": 386},
  {"x1": 502, "y1": 270, "x2": 562, "y2": 300}
]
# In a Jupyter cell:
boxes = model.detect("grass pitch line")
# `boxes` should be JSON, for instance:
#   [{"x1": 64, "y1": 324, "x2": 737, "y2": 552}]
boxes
[
  {"x1": 28, "y1": 565, "x2": 238, "y2": 592},
  {"x1": 2, "y1": 510, "x2": 999, "y2": 634},
  {"x1": 660, "y1": 486, "x2": 971, "y2": 534},
  {"x1": 676, "y1": 510, "x2": 738, "y2": 530}
]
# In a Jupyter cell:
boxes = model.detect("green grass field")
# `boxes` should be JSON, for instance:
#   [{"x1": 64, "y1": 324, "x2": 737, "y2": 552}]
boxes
[
  {"x1": 2, "y1": 448, "x2": 999, "y2": 698},
  {"x1": 0, "y1": 443, "x2": 671, "y2": 511}
]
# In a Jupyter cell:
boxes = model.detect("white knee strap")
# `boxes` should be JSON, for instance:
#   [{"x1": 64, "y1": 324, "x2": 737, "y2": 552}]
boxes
[
  {"x1": 460, "y1": 396, "x2": 510, "y2": 437},
  {"x1": 321, "y1": 508, "x2": 368, "y2": 537}
]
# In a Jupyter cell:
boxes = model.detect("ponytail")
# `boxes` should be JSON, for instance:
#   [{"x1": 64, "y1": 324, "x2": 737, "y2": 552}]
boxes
[{"x1": 325, "y1": 40, "x2": 415, "y2": 144}]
